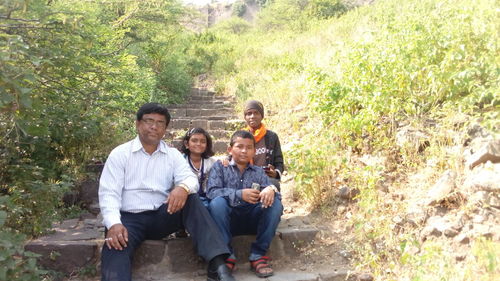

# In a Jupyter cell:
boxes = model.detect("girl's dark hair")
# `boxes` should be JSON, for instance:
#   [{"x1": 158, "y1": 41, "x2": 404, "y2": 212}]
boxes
[
  {"x1": 180, "y1": 128, "x2": 214, "y2": 158},
  {"x1": 229, "y1": 130, "x2": 255, "y2": 146}
]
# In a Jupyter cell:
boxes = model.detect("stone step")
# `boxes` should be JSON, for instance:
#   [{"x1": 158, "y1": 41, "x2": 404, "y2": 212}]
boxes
[
  {"x1": 168, "y1": 103, "x2": 232, "y2": 110},
  {"x1": 166, "y1": 129, "x2": 233, "y2": 140},
  {"x1": 25, "y1": 217, "x2": 319, "y2": 278},
  {"x1": 187, "y1": 100, "x2": 229, "y2": 105},
  {"x1": 170, "y1": 139, "x2": 229, "y2": 154},
  {"x1": 169, "y1": 119, "x2": 245, "y2": 131},
  {"x1": 169, "y1": 108, "x2": 235, "y2": 118},
  {"x1": 132, "y1": 265, "x2": 353, "y2": 281}
]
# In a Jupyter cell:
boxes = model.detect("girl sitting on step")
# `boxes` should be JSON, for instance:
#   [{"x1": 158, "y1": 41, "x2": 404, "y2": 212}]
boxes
[{"x1": 180, "y1": 127, "x2": 217, "y2": 207}]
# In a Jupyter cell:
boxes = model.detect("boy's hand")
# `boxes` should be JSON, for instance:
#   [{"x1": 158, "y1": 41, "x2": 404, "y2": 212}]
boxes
[
  {"x1": 265, "y1": 164, "x2": 278, "y2": 178},
  {"x1": 242, "y1": 188, "x2": 260, "y2": 204},
  {"x1": 260, "y1": 186, "x2": 275, "y2": 208},
  {"x1": 166, "y1": 186, "x2": 189, "y2": 214}
]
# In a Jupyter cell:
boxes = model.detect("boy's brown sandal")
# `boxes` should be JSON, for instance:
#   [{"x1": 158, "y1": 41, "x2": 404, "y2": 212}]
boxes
[{"x1": 250, "y1": 256, "x2": 274, "y2": 278}]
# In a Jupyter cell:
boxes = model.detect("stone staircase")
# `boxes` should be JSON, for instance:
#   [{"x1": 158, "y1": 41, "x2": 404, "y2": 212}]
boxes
[
  {"x1": 23, "y1": 88, "x2": 334, "y2": 280},
  {"x1": 166, "y1": 88, "x2": 244, "y2": 154}
]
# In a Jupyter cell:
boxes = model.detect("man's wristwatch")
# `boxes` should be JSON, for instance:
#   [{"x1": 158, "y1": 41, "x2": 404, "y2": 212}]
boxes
[{"x1": 178, "y1": 183, "x2": 190, "y2": 194}]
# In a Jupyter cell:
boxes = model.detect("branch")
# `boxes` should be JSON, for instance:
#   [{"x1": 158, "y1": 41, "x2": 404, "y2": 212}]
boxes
[{"x1": 0, "y1": 16, "x2": 40, "y2": 23}]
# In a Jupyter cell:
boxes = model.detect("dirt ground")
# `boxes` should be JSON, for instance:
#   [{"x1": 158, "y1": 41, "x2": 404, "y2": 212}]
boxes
[{"x1": 274, "y1": 174, "x2": 353, "y2": 274}]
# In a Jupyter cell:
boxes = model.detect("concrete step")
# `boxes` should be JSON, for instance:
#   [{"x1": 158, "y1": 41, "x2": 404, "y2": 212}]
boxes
[
  {"x1": 169, "y1": 108, "x2": 235, "y2": 119},
  {"x1": 166, "y1": 129, "x2": 233, "y2": 140},
  {"x1": 25, "y1": 216, "x2": 318, "y2": 278},
  {"x1": 169, "y1": 119, "x2": 245, "y2": 131},
  {"x1": 132, "y1": 266, "x2": 354, "y2": 281},
  {"x1": 168, "y1": 103, "x2": 232, "y2": 110},
  {"x1": 170, "y1": 139, "x2": 229, "y2": 154}
]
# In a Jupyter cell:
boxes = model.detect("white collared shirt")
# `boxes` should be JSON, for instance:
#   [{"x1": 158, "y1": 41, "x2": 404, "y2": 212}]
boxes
[{"x1": 99, "y1": 136, "x2": 198, "y2": 229}]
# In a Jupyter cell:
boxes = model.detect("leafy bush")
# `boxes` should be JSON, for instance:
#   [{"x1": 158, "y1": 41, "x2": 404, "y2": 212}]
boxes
[
  {"x1": 305, "y1": 0, "x2": 347, "y2": 19},
  {"x1": 233, "y1": 1, "x2": 247, "y2": 17},
  {"x1": 0, "y1": 210, "x2": 46, "y2": 280}
]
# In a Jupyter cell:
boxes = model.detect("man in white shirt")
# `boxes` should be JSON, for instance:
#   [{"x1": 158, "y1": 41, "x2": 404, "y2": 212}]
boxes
[{"x1": 99, "y1": 103, "x2": 235, "y2": 281}]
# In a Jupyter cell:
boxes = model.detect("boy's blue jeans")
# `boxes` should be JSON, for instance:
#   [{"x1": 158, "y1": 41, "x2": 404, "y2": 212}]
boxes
[{"x1": 209, "y1": 195, "x2": 283, "y2": 261}]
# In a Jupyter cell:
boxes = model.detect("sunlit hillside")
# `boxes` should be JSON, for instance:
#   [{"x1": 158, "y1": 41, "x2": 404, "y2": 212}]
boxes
[{"x1": 198, "y1": 0, "x2": 499, "y2": 279}]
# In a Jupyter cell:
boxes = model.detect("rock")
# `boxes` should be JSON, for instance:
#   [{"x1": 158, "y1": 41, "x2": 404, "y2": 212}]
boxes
[
  {"x1": 25, "y1": 241, "x2": 98, "y2": 274},
  {"x1": 463, "y1": 162, "x2": 500, "y2": 193},
  {"x1": 421, "y1": 225, "x2": 442, "y2": 239},
  {"x1": 79, "y1": 178, "x2": 99, "y2": 206},
  {"x1": 473, "y1": 215, "x2": 485, "y2": 224},
  {"x1": 357, "y1": 272, "x2": 374, "y2": 281},
  {"x1": 426, "y1": 170, "x2": 456, "y2": 206},
  {"x1": 467, "y1": 124, "x2": 491, "y2": 139},
  {"x1": 406, "y1": 207, "x2": 427, "y2": 226},
  {"x1": 337, "y1": 186, "x2": 360, "y2": 200},
  {"x1": 487, "y1": 193, "x2": 500, "y2": 208},
  {"x1": 470, "y1": 191, "x2": 490, "y2": 205},
  {"x1": 338, "y1": 249, "x2": 353, "y2": 260},
  {"x1": 454, "y1": 233, "x2": 470, "y2": 244},
  {"x1": 466, "y1": 139, "x2": 500, "y2": 169},
  {"x1": 455, "y1": 253, "x2": 467, "y2": 261},
  {"x1": 358, "y1": 154, "x2": 387, "y2": 168},
  {"x1": 62, "y1": 190, "x2": 79, "y2": 206},
  {"x1": 395, "y1": 126, "x2": 430, "y2": 152},
  {"x1": 444, "y1": 228, "x2": 459, "y2": 238},
  {"x1": 472, "y1": 224, "x2": 494, "y2": 239}
]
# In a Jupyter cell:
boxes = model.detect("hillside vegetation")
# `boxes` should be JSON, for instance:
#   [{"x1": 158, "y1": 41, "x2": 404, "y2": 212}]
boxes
[
  {"x1": 0, "y1": 0, "x2": 498, "y2": 280},
  {"x1": 200, "y1": 0, "x2": 499, "y2": 280}
]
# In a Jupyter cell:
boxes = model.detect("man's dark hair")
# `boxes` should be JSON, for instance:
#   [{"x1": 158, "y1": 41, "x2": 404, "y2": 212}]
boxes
[
  {"x1": 229, "y1": 130, "x2": 255, "y2": 147},
  {"x1": 180, "y1": 128, "x2": 215, "y2": 158},
  {"x1": 136, "y1": 103, "x2": 171, "y2": 126}
]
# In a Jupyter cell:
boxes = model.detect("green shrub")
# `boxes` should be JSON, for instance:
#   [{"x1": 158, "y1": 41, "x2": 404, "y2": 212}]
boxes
[
  {"x1": 0, "y1": 210, "x2": 46, "y2": 281},
  {"x1": 306, "y1": 0, "x2": 347, "y2": 19},
  {"x1": 233, "y1": 1, "x2": 247, "y2": 17}
]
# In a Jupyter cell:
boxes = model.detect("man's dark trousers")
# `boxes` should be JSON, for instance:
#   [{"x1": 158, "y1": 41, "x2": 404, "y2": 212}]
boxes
[{"x1": 101, "y1": 194, "x2": 229, "y2": 281}]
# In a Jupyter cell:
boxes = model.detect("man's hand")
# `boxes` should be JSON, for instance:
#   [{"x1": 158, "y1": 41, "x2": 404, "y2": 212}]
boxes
[
  {"x1": 242, "y1": 188, "x2": 260, "y2": 204},
  {"x1": 259, "y1": 186, "x2": 275, "y2": 208},
  {"x1": 105, "y1": 224, "x2": 128, "y2": 250},
  {"x1": 166, "y1": 186, "x2": 189, "y2": 214},
  {"x1": 265, "y1": 164, "x2": 278, "y2": 178}
]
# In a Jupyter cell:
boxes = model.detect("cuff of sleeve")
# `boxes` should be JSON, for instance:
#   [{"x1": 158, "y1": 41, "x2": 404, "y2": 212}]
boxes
[
  {"x1": 104, "y1": 215, "x2": 122, "y2": 230},
  {"x1": 179, "y1": 182, "x2": 197, "y2": 194},
  {"x1": 235, "y1": 189, "x2": 242, "y2": 200}
]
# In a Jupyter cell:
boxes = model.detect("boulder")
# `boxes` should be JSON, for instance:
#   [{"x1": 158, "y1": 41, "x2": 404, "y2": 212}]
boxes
[
  {"x1": 466, "y1": 139, "x2": 500, "y2": 169},
  {"x1": 426, "y1": 170, "x2": 456, "y2": 206}
]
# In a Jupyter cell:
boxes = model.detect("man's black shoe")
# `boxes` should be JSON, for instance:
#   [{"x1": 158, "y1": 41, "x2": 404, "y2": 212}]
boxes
[{"x1": 207, "y1": 264, "x2": 236, "y2": 281}]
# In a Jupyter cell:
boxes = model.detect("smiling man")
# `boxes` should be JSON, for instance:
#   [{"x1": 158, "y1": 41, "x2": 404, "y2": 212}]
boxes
[{"x1": 98, "y1": 103, "x2": 235, "y2": 281}]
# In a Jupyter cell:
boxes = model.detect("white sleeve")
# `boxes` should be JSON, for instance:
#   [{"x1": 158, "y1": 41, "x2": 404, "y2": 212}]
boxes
[
  {"x1": 98, "y1": 148, "x2": 126, "y2": 229},
  {"x1": 171, "y1": 149, "x2": 199, "y2": 193}
]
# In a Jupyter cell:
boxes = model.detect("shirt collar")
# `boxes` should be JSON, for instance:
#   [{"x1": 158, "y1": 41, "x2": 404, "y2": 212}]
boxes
[
  {"x1": 229, "y1": 158, "x2": 257, "y2": 171},
  {"x1": 132, "y1": 136, "x2": 168, "y2": 154}
]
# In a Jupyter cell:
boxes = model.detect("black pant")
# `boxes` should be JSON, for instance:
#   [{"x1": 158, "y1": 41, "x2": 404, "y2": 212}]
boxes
[{"x1": 101, "y1": 194, "x2": 230, "y2": 281}]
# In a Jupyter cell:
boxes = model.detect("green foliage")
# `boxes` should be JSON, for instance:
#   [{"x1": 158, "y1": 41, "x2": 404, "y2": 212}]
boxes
[
  {"x1": 233, "y1": 1, "x2": 247, "y2": 17},
  {"x1": 0, "y1": 0, "x2": 214, "y2": 275},
  {"x1": 214, "y1": 17, "x2": 252, "y2": 34},
  {"x1": 305, "y1": 0, "x2": 347, "y2": 19},
  {"x1": 0, "y1": 210, "x2": 46, "y2": 280},
  {"x1": 204, "y1": 0, "x2": 499, "y2": 279}
]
